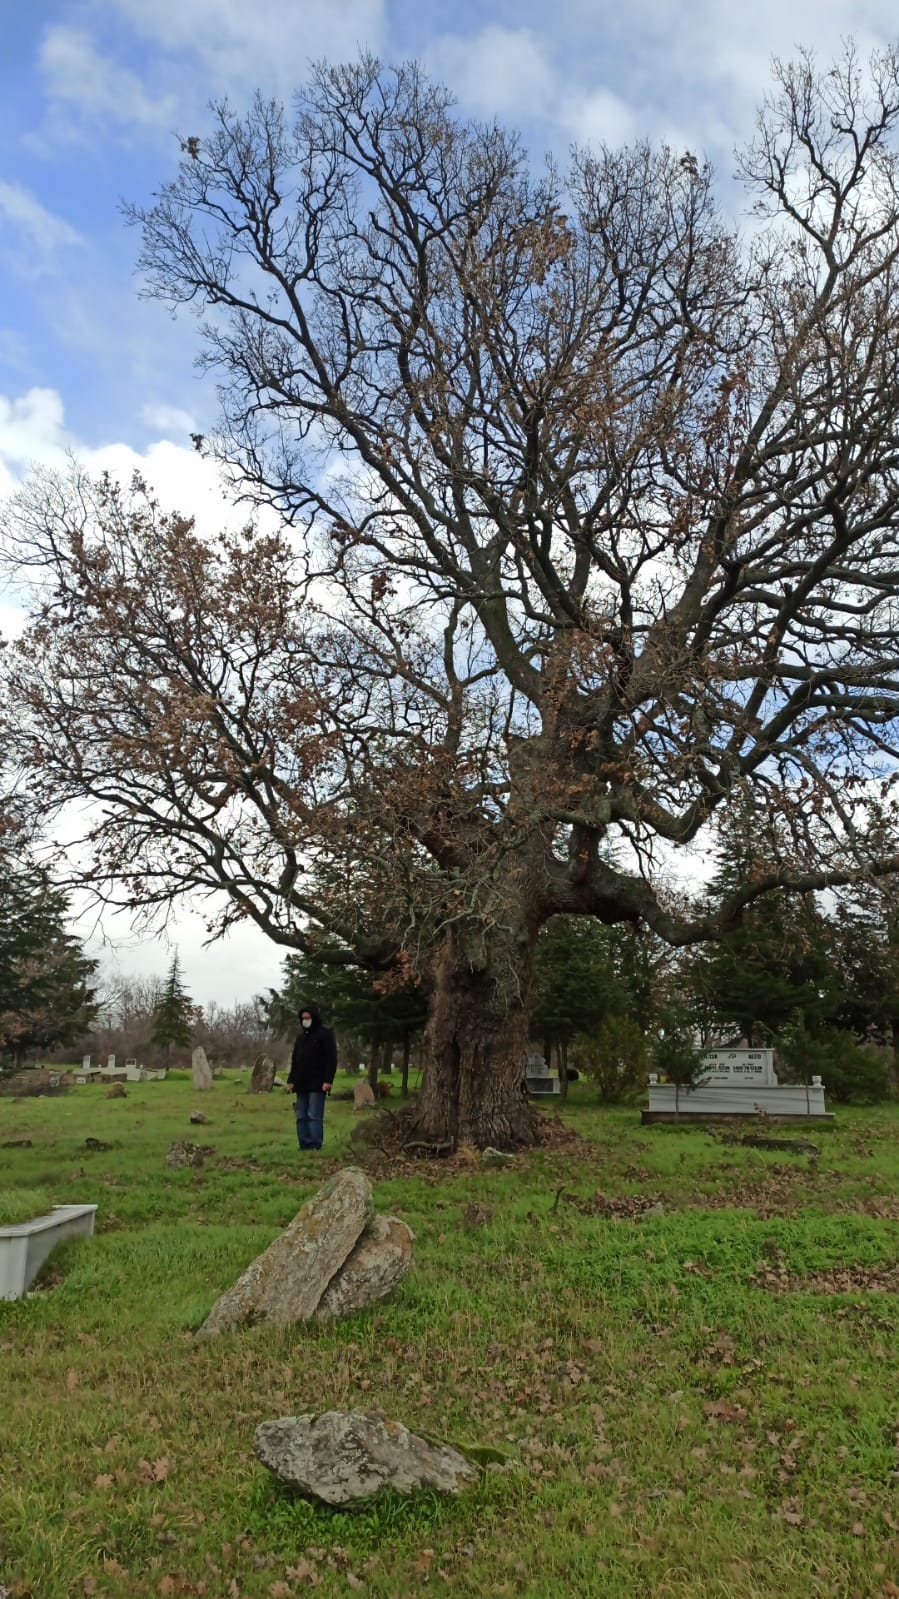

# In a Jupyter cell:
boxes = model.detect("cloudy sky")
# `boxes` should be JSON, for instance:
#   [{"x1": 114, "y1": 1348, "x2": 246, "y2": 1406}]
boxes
[{"x1": 1, "y1": 0, "x2": 897, "y2": 1007}]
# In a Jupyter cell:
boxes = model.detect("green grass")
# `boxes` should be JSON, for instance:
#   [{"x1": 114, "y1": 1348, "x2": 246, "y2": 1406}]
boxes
[
  {"x1": 2, "y1": 1078, "x2": 899, "y2": 1596},
  {"x1": 0, "y1": 1186, "x2": 55, "y2": 1226}
]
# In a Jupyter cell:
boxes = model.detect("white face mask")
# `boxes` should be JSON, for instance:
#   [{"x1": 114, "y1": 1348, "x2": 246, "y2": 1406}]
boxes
[{"x1": 301, "y1": 1017, "x2": 313, "y2": 1030}]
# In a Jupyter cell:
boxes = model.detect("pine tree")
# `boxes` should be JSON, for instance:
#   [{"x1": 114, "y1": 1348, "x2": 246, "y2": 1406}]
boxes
[
  {"x1": 151, "y1": 953, "x2": 194, "y2": 1059},
  {"x1": 0, "y1": 817, "x2": 99, "y2": 1069}
]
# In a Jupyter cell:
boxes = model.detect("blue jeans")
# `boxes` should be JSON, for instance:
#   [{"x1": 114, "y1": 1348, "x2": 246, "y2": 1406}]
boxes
[{"x1": 294, "y1": 1090, "x2": 326, "y2": 1150}]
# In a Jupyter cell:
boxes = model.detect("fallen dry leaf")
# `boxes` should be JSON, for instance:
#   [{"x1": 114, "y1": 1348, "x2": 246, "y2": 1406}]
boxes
[
  {"x1": 703, "y1": 1400, "x2": 747, "y2": 1423},
  {"x1": 286, "y1": 1559, "x2": 319, "y2": 1584},
  {"x1": 94, "y1": 1474, "x2": 114, "y2": 1490}
]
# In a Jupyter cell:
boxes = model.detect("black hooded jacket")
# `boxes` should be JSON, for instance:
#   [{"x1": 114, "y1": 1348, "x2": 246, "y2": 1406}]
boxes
[{"x1": 287, "y1": 1003, "x2": 338, "y2": 1094}]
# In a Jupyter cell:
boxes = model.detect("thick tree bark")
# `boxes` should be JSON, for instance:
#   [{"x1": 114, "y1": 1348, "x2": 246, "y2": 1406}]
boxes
[{"x1": 410, "y1": 925, "x2": 538, "y2": 1149}]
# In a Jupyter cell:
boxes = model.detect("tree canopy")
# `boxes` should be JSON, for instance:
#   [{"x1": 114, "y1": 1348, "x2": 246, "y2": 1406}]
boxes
[
  {"x1": 150, "y1": 953, "x2": 194, "y2": 1055},
  {"x1": 4, "y1": 45, "x2": 899, "y2": 1143},
  {"x1": 0, "y1": 808, "x2": 99, "y2": 1065}
]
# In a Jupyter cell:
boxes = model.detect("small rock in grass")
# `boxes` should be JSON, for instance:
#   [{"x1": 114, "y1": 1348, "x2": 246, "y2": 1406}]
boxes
[
  {"x1": 253, "y1": 1411, "x2": 478, "y2": 1505},
  {"x1": 189, "y1": 1110, "x2": 211, "y2": 1125},
  {"x1": 166, "y1": 1140, "x2": 210, "y2": 1169},
  {"x1": 105, "y1": 1084, "x2": 126, "y2": 1099}
]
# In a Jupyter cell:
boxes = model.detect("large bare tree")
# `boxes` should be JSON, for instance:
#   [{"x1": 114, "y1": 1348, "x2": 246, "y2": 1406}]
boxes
[{"x1": 5, "y1": 48, "x2": 899, "y2": 1145}]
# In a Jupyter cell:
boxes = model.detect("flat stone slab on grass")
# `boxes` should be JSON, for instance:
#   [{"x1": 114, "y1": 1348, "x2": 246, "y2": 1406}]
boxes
[
  {"x1": 254, "y1": 1411, "x2": 478, "y2": 1505},
  {"x1": 196, "y1": 1168, "x2": 374, "y2": 1339}
]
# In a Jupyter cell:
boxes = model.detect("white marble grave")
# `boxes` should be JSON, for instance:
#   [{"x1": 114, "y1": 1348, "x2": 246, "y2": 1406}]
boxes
[
  {"x1": 525, "y1": 1052, "x2": 561, "y2": 1096},
  {"x1": 644, "y1": 1047, "x2": 831, "y2": 1121}
]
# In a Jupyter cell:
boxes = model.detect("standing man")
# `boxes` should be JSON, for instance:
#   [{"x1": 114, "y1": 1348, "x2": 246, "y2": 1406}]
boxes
[{"x1": 287, "y1": 1002, "x2": 337, "y2": 1151}]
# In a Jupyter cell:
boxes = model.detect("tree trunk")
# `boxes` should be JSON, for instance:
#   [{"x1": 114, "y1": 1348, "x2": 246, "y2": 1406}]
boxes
[
  {"x1": 367, "y1": 1040, "x2": 379, "y2": 1093},
  {"x1": 400, "y1": 1029, "x2": 411, "y2": 1098},
  {"x1": 410, "y1": 926, "x2": 538, "y2": 1149},
  {"x1": 558, "y1": 1038, "x2": 569, "y2": 1100}
]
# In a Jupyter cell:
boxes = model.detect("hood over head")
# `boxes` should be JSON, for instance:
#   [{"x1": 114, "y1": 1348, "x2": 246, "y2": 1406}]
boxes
[{"x1": 298, "y1": 1002, "x2": 322, "y2": 1028}]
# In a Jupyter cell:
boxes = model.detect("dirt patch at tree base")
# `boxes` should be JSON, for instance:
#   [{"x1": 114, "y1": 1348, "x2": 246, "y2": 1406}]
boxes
[{"x1": 349, "y1": 1104, "x2": 599, "y2": 1178}]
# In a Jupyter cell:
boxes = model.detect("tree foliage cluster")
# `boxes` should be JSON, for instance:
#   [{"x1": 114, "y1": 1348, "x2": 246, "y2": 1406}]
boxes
[{"x1": 0, "y1": 806, "x2": 98, "y2": 1068}]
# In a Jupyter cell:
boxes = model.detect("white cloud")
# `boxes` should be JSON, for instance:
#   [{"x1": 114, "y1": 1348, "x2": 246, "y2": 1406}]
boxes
[
  {"x1": 0, "y1": 387, "x2": 70, "y2": 495},
  {"x1": 562, "y1": 87, "x2": 638, "y2": 149},
  {"x1": 39, "y1": 25, "x2": 178, "y2": 133},
  {"x1": 0, "y1": 385, "x2": 244, "y2": 536},
  {"x1": 427, "y1": 25, "x2": 557, "y2": 121},
  {"x1": 140, "y1": 403, "x2": 198, "y2": 437},
  {"x1": 83, "y1": 907, "x2": 283, "y2": 1012},
  {"x1": 106, "y1": 0, "x2": 385, "y2": 96},
  {"x1": 0, "y1": 181, "x2": 85, "y2": 271}
]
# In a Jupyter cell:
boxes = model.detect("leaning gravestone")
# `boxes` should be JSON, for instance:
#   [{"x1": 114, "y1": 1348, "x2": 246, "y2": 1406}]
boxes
[
  {"x1": 195, "y1": 1168, "x2": 414, "y2": 1338},
  {"x1": 353, "y1": 1079, "x2": 377, "y2": 1109},
  {"x1": 254, "y1": 1411, "x2": 478, "y2": 1505},
  {"x1": 314, "y1": 1213, "x2": 414, "y2": 1321},
  {"x1": 192, "y1": 1045, "x2": 213, "y2": 1091},
  {"x1": 249, "y1": 1054, "x2": 276, "y2": 1094}
]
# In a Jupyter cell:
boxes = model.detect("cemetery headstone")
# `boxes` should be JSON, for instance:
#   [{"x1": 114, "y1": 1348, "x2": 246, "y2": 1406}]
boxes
[
  {"x1": 195, "y1": 1168, "x2": 413, "y2": 1338},
  {"x1": 192, "y1": 1045, "x2": 213, "y2": 1091},
  {"x1": 353, "y1": 1079, "x2": 377, "y2": 1109},
  {"x1": 250, "y1": 1054, "x2": 277, "y2": 1094},
  {"x1": 82, "y1": 1054, "x2": 91, "y2": 1071}
]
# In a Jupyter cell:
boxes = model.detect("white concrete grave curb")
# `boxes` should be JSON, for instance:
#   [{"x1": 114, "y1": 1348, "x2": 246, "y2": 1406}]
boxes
[{"x1": 0, "y1": 1204, "x2": 97, "y2": 1300}]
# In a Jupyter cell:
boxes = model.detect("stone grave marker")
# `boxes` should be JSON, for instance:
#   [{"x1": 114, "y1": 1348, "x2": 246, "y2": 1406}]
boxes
[
  {"x1": 250, "y1": 1054, "x2": 276, "y2": 1094},
  {"x1": 192, "y1": 1045, "x2": 213, "y2": 1091}
]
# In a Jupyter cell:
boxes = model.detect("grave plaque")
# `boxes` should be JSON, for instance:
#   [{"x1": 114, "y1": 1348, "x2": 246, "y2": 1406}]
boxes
[
  {"x1": 698, "y1": 1048, "x2": 777, "y2": 1088},
  {"x1": 82, "y1": 1054, "x2": 91, "y2": 1070}
]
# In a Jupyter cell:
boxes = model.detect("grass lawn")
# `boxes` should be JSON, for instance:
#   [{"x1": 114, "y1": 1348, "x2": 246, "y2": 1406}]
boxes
[{"x1": 2, "y1": 1074, "x2": 899, "y2": 1598}]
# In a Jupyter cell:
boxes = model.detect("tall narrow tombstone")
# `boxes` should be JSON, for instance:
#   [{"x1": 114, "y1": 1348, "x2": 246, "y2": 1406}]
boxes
[
  {"x1": 106, "y1": 1054, "x2": 116, "y2": 1071},
  {"x1": 82, "y1": 1054, "x2": 91, "y2": 1071},
  {"x1": 250, "y1": 1055, "x2": 276, "y2": 1094},
  {"x1": 192, "y1": 1045, "x2": 213, "y2": 1091}
]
